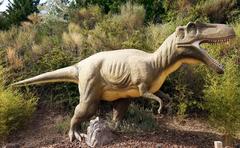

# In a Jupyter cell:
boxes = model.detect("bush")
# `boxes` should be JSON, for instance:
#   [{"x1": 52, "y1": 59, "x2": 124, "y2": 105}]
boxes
[
  {"x1": 74, "y1": 0, "x2": 165, "y2": 23},
  {"x1": 114, "y1": 104, "x2": 158, "y2": 132},
  {"x1": 194, "y1": 0, "x2": 239, "y2": 23},
  {"x1": 204, "y1": 56, "x2": 240, "y2": 142},
  {"x1": 64, "y1": 4, "x2": 148, "y2": 57},
  {"x1": 146, "y1": 22, "x2": 176, "y2": 51},
  {"x1": 33, "y1": 48, "x2": 79, "y2": 110},
  {"x1": 0, "y1": 16, "x2": 80, "y2": 110},
  {"x1": 163, "y1": 0, "x2": 240, "y2": 24},
  {"x1": 0, "y1": 67, "x2": 37, "y2": 141}
]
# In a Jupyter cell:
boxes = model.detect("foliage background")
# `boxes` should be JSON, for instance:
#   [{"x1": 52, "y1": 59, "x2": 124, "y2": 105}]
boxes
[{"x1": 0, "y1": 0, "x2": 239, "y2": 140}]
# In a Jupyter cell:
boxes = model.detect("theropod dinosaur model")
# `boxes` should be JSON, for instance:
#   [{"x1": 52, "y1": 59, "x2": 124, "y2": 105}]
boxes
[{"x1": 12, "y1": 22, "x2": 235, "y2": 142}]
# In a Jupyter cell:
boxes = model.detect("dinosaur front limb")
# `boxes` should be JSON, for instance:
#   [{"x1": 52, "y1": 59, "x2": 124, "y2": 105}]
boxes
[
  {"x1": 138, "y1": 84, "x2": 163, "y2": 114},
  {"x1": 143, "y1": 92, "x2": 163, "y2": 114}
]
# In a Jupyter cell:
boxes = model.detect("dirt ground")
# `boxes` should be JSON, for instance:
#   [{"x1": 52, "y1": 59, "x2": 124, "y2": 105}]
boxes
[{"x1": 4, "y1": 105, "x2": 239, "y2": 148}]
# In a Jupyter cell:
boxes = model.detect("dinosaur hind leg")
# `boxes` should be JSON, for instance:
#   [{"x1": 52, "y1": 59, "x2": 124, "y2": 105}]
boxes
[
  {"x1": 112, "y1": 99, "x2": 130, "y2": 129},
  {"x1": 69, "y1": 100, "x2": 99, "y2": 142}
]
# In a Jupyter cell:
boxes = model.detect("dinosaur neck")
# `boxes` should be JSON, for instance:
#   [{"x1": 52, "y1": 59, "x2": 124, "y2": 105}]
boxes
[{"x1": 152, "y1": 34, "x2": 178, "y2": 71}]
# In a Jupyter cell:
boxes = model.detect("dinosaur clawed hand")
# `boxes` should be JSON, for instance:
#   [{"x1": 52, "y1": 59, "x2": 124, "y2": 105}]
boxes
[{"x1": 69, "y1": 129, "x2": 85, "y2": 142}]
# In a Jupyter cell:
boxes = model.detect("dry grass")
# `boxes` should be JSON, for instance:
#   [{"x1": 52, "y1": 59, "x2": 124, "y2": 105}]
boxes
[{"x1": 6, "y1": 47, "x2": 23, "y2": 69}]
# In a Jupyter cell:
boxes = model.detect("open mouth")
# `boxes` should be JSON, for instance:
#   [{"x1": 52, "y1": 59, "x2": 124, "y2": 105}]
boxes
[{"x1": 197, "y1": 35, "x2": 235, "y2": 74}]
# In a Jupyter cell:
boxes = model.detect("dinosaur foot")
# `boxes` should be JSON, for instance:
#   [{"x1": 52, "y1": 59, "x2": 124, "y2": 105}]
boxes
[{"x1": 69, "y1": 130, "x2": 86, "y2": 142}]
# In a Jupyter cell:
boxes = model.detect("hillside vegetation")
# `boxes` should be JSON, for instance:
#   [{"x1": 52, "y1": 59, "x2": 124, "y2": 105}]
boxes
[{"x1": 0, "y1": 0, "x2": 240, "y2": 145}]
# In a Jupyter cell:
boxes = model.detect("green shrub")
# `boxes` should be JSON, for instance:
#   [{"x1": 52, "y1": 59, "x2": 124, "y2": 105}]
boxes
[
  {"x1": 64, "y1": 4, "x2": 148, "y2": 57},
  {"x1": 118, "y1": 104, "x2": 158, "y2": 132},
  {"x1": 0, "y1": 67, "x2": 37, "y2": 141},
  {"x1": 74, "y1": 0, "x2": 165, "y2": 23},
  {"x1": 204, "y1": 57, "x2": 240, "y2": 138},
  {"x1": 146, "y1": 22, "x2": 176, "y2": 51},
  {"x1": 163, "y1": 0, "x2": 240, "y2": 24},
  {"x1": 32, "y1": 48, "x2": 79, "y2": 110},
  {"x1": 161, "y1": 65, "x2": 205, "y2": 116},
  {"x1": 70, "y1": 5, "x2": 103, "y2": 30},
  {"x1": 194, "y1": 0, "x2": 239, "y2": 23},
  {"x1": 0, "y1": 17, "x2": 79, "y2": 110}
]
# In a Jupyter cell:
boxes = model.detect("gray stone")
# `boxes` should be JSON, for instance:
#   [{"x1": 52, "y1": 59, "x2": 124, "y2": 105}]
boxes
[{"x1": 83, "y1": 117, "x2": 114, "y2": 147}]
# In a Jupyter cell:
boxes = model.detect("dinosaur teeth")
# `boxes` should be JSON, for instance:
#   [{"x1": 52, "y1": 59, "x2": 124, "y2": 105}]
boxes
[
  {"x1": 227, "y1": 41, "x2": 230, "y2": 45},
  {"x1": 204, "y1": 37, "x2": 233, "y2": 46}
]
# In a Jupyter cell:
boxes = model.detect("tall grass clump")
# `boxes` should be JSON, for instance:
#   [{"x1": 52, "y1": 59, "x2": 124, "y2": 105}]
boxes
[
  {"x1": 0, "y1": 67, "x2": 37, "y2": 142},
  {"x1": 64, "y1": 4, "x2": 148, "y2": 58},
  {"x1": 0, "y1": 14, "x2": 79, "y2": 110}
]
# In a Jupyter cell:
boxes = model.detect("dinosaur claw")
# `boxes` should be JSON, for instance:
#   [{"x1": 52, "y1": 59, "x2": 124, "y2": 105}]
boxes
[
  {"x1": 74, "y1": 131, "x2": 82, "y2": 142},
  {"x1": 69, "y1": 129, "x2": 84, "y2": 142},
  {"x1": 69, "y1": 130, "x2": 75, "y2": 142}
]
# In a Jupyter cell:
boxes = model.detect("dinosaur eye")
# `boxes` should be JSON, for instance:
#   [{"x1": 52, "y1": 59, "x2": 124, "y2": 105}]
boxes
[
  {"x1": 187, "y1": 22, "x2": 197, "y2": 35},
  {"x1": 176, "y1": 28, "x2": 185, "y2": 39}
]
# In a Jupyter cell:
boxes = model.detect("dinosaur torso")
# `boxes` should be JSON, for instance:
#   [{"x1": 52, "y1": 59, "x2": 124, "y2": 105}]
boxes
[{"x1": 76, "y1": 35, "x2": 183, "y2": 101}]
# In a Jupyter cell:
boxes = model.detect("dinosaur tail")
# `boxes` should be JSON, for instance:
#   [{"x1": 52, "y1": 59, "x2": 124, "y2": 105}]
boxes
[{"x1": 12, "y1": 65, "x2": 79, "y2": 86}]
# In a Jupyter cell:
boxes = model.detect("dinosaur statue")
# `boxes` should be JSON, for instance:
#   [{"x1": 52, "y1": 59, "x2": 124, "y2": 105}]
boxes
[{"x1": 12, "y1": 22, "x2": 236, "y2": 142}]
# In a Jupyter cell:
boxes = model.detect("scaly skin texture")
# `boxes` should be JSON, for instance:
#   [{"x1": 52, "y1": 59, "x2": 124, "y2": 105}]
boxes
[{"x1": 12, "y1": 22, "x2": 236, "y2": 142}]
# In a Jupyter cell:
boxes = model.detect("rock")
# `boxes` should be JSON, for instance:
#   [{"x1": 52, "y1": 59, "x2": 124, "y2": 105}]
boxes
[
  {"x1": 83, "y1": 117, "x2": 115, "y2": 147},
  {"x1": 236, "y1": 144, "x2": 240, "y2": 148}
]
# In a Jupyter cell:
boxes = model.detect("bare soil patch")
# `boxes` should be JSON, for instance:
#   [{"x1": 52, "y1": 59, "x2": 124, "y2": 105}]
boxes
[{"x1": 4, "y1": 106, "x2": 240, "y2": 148}]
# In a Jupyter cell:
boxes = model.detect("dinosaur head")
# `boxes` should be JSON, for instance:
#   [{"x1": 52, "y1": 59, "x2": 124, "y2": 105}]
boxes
[{"x1": 175, "y1": 21, "x2": 235, "y2": 74}]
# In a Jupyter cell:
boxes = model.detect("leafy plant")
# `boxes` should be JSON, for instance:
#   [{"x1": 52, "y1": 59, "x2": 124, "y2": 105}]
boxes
[
  {"x1": 118, "y1": 104, "x2": 158, "y2": 132},
  {"x1": 204, "y1": 56, "x2": 240, "y2": 144},
  {"x1": 0, "y1": 67, "x2": 37, "y2": 141}
]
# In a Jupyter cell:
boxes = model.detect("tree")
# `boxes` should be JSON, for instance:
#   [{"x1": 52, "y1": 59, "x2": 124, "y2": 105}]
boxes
[
  {"x1": 0, "y1": 13, "x2": 7, "y2": 30},
  {"x1": 3, "y1": 0, "x2": 40, "y2": 28}
]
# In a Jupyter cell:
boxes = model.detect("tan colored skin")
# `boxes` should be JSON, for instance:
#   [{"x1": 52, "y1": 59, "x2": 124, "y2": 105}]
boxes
[{"x1": 12, "y1": 22, "x2": 235, "y2": 142}]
